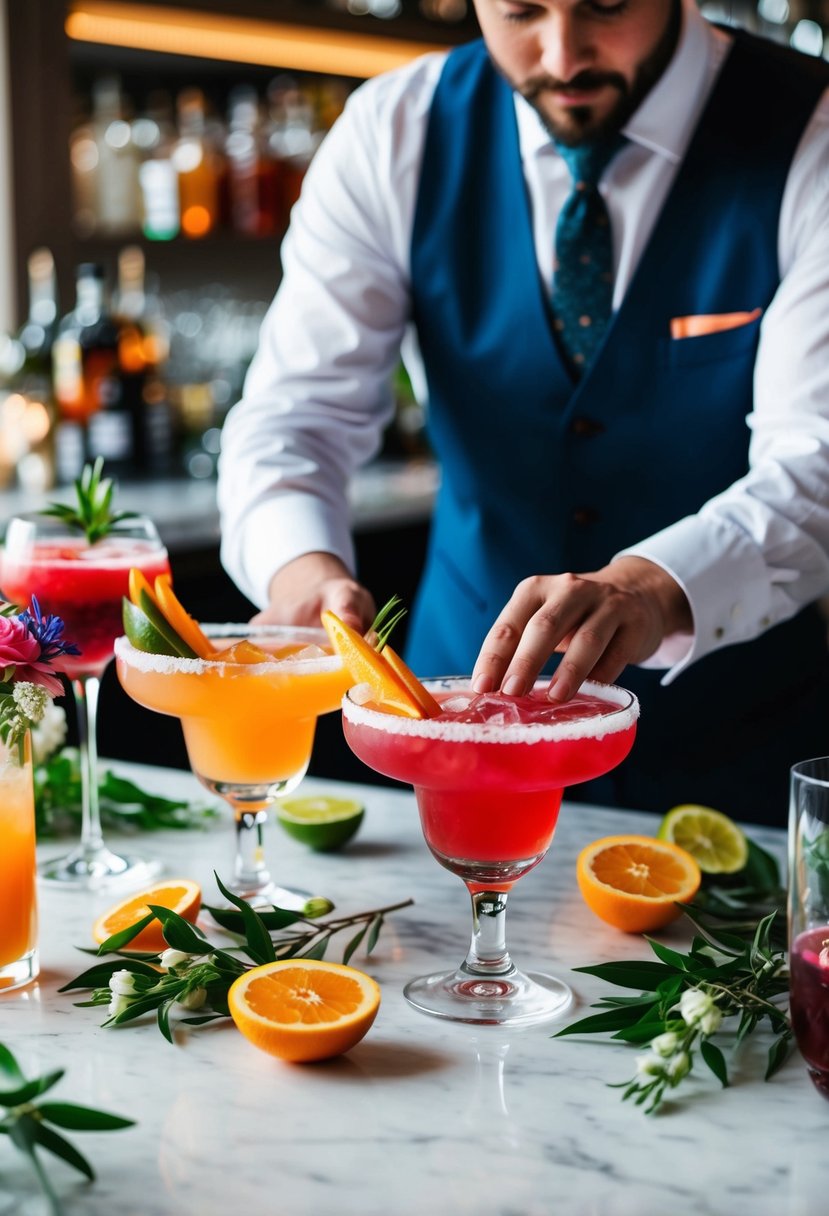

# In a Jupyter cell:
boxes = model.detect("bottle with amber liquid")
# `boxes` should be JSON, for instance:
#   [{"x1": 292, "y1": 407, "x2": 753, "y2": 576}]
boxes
[{"x1": 172, "y1": 89, "x2": 225, "y2": 239}]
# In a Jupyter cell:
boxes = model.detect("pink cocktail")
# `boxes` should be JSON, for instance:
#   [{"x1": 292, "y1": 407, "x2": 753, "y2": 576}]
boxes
[
  {"x1": 343, "y1": 677, "x2": 638, "y2": 1025},
  {"x1": 1, "y1": 512, "x2": 170, "y2": 888},
  {"x1": 790, "y1": 927, "x2": 829, "y2": 1099}
]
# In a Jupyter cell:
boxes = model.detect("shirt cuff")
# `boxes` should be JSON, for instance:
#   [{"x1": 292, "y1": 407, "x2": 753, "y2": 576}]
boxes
[
  {"x1": 221, "y1": 493, "x2": 357, "y2": 610},
  {"x1": 618, "y1": 513, "x2": 780, "y2": 686}
]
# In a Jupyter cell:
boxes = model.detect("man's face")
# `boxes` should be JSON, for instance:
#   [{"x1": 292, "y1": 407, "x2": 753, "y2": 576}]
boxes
[{"x1": 472, "y1": 0, "x2": 681, "y2": 144}]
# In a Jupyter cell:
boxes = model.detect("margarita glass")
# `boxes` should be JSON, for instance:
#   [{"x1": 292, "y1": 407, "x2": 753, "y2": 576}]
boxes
[
  {"x1": 342, "y1": 677, "x2": 638, "y2": 1026},
  {"x1": 115, "y1": 625, "x2": 350, "y2": 903},
  {"x1": 1, "y1": 512, "x2": 170, "y2": 889}
]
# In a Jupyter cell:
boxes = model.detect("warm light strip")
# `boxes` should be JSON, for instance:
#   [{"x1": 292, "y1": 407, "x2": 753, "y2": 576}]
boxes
[{"x1": 66, "y1": 2, "x2": 445, "y2": 77}]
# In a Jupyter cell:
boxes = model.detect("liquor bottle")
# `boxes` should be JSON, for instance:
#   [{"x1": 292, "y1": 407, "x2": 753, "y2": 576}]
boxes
[
  {"x1": 225, "y1": 86, "x2": 281, "y2": 238},
  {"x1": 91, "y1": 77, "x2": 142, "y2": 235},
  {"x1": 17, "y1": 248, "x2": 59, "y2": 388},
  {"x1": 172, "y1": 89, "x2": 225, "y2": 239},
  {"x1": 52, "y1": 263, "x2": 136, "y2": 478},
  {"x1": 265, "y1": 77, "x2": 321, "y2": 226},
  {"x1": 134, "y1": 91, "x2": 180, "y2": 241}
]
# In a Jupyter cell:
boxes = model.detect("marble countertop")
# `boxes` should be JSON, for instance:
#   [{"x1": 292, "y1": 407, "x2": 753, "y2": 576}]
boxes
[
  {"x1": 0, "y1": 458, "x2": 439, "y2": 553},
  {"x1": 4, "y1": 765, "x2": 826, "y2": 1216}
]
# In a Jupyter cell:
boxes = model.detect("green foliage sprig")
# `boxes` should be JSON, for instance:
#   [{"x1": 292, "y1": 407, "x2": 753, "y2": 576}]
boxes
[
  {"x1": 34, "y1": 747, "x2": 220, "y2": 838},
  {"x1": 41, "y1": 457, "x2": 136, "y2": 544},
  {"x1": 557, "y1": 839, "x2": 791, "y2": 1115},
  {"x1": 61, "y1": 873, "x2": 412, "y2": 1044},
  {"x1": 0, "y1": 1042, "x2": 133, "y2": 1216}
]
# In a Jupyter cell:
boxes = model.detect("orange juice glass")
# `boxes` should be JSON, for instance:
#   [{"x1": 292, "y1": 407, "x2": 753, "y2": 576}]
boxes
[
  {"x1": 115, "y1": 625, "x2": 350, "y2": 904},
  {"x1": 0, "y1": 733, "x2": 38, "y2": 991}
]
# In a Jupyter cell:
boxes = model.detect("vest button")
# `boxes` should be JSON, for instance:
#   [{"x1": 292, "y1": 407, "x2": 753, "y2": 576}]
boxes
[
  {"x1": 572, "y1": 507, "x2": 600, "y2": 526},
  {"x1": 570, "y1": 416, "x2": 606, "y2": 437}
]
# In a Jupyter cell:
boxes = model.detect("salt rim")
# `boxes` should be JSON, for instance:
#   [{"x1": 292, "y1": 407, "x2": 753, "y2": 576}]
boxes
[
  {"x1": 114, "y1": 625, "x2": 342, "y2": 676},
  {"x1": 342, "y1": 678, "x2": 639, "y2": 744}
]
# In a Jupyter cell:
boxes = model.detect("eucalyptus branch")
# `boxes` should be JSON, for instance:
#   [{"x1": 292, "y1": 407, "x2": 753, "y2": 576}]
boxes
[
  {"x1": 0, "y1": 1042, "x2": 133, "y2": 1216},
  {"x1": 61, "y1": 874, "x2": 413, "y2": 1043}
]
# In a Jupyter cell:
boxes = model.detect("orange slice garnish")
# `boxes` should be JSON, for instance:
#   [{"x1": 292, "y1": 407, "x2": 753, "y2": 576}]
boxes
[
  {"x1": 228, "y1": 959, "x2": 381, "y2": 1062},
  {"x1": 92, "y1": 878, "x2": 202, "y2": 952},
  {"x1": 383, "y1": 645, "x2": 441, "y2": 718},
  {"x1": 128, "y1": 567, "x2": 159, "y2": 609},
  {"x1": 576, "y1": 835, "x2": 701, "y2": 934},
  {"x1": 154, "y1": 577, "x2": 214, "y2": 659},
  {"x1": 320, "y1": 610, "x2": 434, "y2": 718}
]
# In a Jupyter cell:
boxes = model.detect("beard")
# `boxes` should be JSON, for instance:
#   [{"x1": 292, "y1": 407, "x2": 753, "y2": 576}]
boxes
[{"x1": 502, "y1": 1, "x2": 682, "y2": 146}]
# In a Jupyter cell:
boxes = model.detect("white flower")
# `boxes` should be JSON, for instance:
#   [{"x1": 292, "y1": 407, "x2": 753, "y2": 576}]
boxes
[
  {"x1": 30, "y1": 701, "x2": 67, "y2": 764},
  {"x1": 636, "y1": 1053, "x2": 664, "y2": 1079},
  {"x1": 667, "y1": 1051, "x2": 691, "y2": 1082},
  {"x1": 108, "y1": 992, "x2": 132, "y2": 1018},
  {"x1": 109, "y1": 969, "x2": 140, "y2": 997},
  {"x1": 651, "y1": 1032, "x2": 680, "y2": 1058},
  {"x1": 159, "y1": 948, "x2": 191, "y2": 972},
  {"x1": 177, "y1": 987, "x2": 207, "y2": 1011},
  {"x1": 699, "y1": 1004, "x2": 722, "y2": 1036},
  {"x1": 676, "y1": 988, "x2": 715, "y2": 1028},
  {"x1": 12, "y1": 682, "x2": 48, "y2": 725}
]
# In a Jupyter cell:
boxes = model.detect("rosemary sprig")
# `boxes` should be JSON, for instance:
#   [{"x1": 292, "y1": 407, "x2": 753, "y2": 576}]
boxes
[
  {"x1": 0, "y1": 1041, "x2": 133, "y2": 1216},
  {"x1": 364, "y1": 595, "x2": 407, "y2": 652},
  {"x1": 60, "y1": 873, "x2": 413, "y2": 1044},
  {"x1": 41, "y1": 457, "x2": 136, "y2": 544}
]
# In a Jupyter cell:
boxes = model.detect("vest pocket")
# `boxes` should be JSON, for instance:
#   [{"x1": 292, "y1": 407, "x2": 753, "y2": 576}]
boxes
[{"x1": 659, "y1": 313, "x2": 762, "y2": 367}]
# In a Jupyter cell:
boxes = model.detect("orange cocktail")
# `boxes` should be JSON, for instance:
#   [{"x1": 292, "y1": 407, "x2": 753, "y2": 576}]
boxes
[
  {"x1": 115, "y1": 625, "x2": 350, "y2": 901},
  {"x1": 0, "y1": 737, "x2": 38, "y2": 989}
]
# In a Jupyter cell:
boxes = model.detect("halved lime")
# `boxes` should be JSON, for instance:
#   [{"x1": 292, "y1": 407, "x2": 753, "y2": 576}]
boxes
[
  {"x1": 657, "y1": 804, "x2": 748, "y2": 874},
  {"x1": 122, "y1": 597, "x2": 181, "y2": 657},
  {"x1": 276, "y1": 796, "x2": 365, "y2": 852}
]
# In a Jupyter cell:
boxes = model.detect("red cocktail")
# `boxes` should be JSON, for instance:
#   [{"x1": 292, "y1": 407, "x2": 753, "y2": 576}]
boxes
[
  {"x1": 790, "y1": 927, "x2": 829, "y2": 1098},
  {"x1": 343, "y1": 677, "x2": 638, "y2": 1025}
]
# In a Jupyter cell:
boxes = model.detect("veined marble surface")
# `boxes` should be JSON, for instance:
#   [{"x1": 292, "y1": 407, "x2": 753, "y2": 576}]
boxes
[{"x1": 2, "y1": 764, "x2": 825, "y2": 1216}]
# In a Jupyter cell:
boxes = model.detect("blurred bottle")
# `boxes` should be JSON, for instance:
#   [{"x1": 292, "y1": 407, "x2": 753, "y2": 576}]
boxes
[
  {"x1": 69, "y1": 101, "x2": 100, "y2": 238},
  {"x1": 134, "y1": 91, "x2": 181, "y2": 241},
  {"x1": 225, "y1": 85, "x2": 282, "y2": 238},
  {"x1": 265, "y1": 76, "x2": 320, "y2": 226},
  {"x1": 92, "y1": 77, "x2": 142, "y2": 235},
  {"x1": 18, "y1": 248, "x2": 59, "y2": 389},
  {"x1": 172, "y1": 89, "x2": 225, "y2": 239},
  {"x1": 52, "y1": 263, "x2": 136, "y2": 479},
  {"x1": 113, "y1": 246, "x2": 176, "y2": 475}
]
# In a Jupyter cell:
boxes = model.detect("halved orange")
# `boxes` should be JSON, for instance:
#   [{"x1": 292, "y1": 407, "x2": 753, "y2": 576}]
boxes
[
  {"x1": 228, "y1": 959, "x2": 381, "y2": 1062},
  {"x1": 92, "y1": 879, "x2": 202, "y2": 952},
  {"x1": 576, "y1": 835, "x2": 701, "y2": 934},
  {"x1": 154, "y1": 577, "x2": 214, "y2": 659},
  {"x1": 320, "y1": 610, "x2": 436, "y2": 719}
]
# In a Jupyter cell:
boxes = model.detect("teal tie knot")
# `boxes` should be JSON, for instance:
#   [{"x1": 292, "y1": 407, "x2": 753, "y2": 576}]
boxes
[{"x1": 552, "y1": 135, "x2": 627, "y2": 378}]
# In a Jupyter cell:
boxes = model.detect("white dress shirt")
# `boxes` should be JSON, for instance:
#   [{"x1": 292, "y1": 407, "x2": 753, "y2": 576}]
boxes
[{"x1": 218, "y1": 0, "x2": 829, "y2": 682}]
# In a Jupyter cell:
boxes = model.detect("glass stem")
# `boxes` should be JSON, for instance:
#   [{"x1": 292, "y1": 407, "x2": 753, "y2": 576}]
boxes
[
  {"x1": 73, "y1": 675, "x2": 104, "y2": 859},
  {"x1": 462, "y1": 889, "x2": 515, "y2": 977},
  {"x1": 230, "y1": 801, "x2": 272, "y2": 895}
]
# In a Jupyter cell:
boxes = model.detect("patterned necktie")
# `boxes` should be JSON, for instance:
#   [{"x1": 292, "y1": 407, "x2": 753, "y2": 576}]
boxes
[{"x1": 552, "y1": 136, "x2": 626, "y2": 377}]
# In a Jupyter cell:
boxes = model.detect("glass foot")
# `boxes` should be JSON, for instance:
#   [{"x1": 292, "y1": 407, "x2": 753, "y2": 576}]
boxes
[
  {"x1": 0, "y1": 950, "x2": 38, "y2": 992},
  {"x1": 222, "y1": 879, "x2": 311, "y2": 911},
  {"x1": 403, "y1": 966, "x2": 573, "y2": 1026},
  {"x1": 39, "y1": 847, "x2": 162, "y2": 892}
]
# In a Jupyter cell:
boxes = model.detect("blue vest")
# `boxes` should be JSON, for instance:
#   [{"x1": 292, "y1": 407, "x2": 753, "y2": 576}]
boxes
[{"x1": 405, "y1": 32, "x2": 829, "y2": 824}]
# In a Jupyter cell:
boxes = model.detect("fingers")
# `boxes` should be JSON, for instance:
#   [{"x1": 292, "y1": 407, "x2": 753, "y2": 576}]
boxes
[{"x1": 323, "y1": 580, "x2": 376, "y2": 633}]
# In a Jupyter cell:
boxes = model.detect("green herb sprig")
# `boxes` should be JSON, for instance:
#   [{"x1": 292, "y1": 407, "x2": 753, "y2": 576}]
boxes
[
  {"x1": 0, "y1": 1041, "x2": 133, "y2": 1216},
  {"x1": 557, "y1": 894, "x2": 791, "y2": 1115},
  {"x1": 34, "y1": 747, "x2": 220, "y2": 838},
  {"x1": 61, "y1": 873, "x2": 413, "y2": 1044},
  {"x1": 364, "y1": 594, "x2": 407, "y2": 652},
  {"x1": 41, "y1": 457, "x2": 136, "y2": 544}
]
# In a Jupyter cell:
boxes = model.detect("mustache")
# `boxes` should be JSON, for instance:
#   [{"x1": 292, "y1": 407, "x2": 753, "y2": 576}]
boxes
[{"x1": 522, "y1": 70, "x2": 628, "y2": 101}]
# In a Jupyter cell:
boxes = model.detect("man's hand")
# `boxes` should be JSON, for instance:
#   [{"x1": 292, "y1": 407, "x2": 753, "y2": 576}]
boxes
[
  {"x1": 471, "y1": 556, "x2": 692, "y2": 702},
  {"x1": 251, "y1": 552, "x2": 376, "y2": 633}
]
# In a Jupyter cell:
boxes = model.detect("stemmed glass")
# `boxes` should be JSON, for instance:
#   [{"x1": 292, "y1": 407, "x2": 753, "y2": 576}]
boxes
[
  {"x1": 115, "y1": 624, "x2": 349, "y2": 904},
  {"x1": 1, "y1": 512, "x2": 170, "y2": 889},
  {"x1": 342, "y1": 676, "x2": 638, "y2": 1026}
]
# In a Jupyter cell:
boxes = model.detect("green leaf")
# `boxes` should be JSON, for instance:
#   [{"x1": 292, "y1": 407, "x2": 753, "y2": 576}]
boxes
[
  {"x1": 0, "y1": 1070, "x2": 64, "y2": 1107},
  {"x1": 700, "y1": 1040, "x2": 729, "y2": 1087},
  {"x1": 572, "y1": 960, "x2": 673, "y2": 991},
  {"x1": 60, "y1": 959, "x2": 161, "y2": 992},
  {"x1": 342, "y1": 924, "x2": 368, "y2": 966},
  {"x1": 147, "y1": 905, "x2": 208, "y2": 954},
  {"x1": 37, "y1": 1102, "x2": 134, "y2": 1132},
  {"x1": 366, "y1": 914, "x2": 384, "y2": 957},
  {"x1": 157, "y1": 999, "x2": 174, "y2": 1045},
  {"x1": 178, "y1": 1013, "x2": 227, "y2": 1027},
  {"x1": 766, "y1": 1032, "x2": 793, "y2": 1080},
  {"x1": 202, "y1": 903, "x2": 301, "y2": 933},
  {"x1": 32, "y1": 1119, "x2": 95, "y2": 1180},
  {"x1": 0, "y1": 1044, "x2": 24, "y2": 1082},
  {"x1": 96, "y1": 912, "x2": 156, "y2": 954},
  {"x1": 645, "y1": 938, "x2": 690, "y2": 970},
  {"x1": 212, "y1": 873, "x2": 276, "y2": 965},
  {"x1": 555, "y1": 1003, "x2": 657, "y2": 1038},
  {"x1": 300, "y1": 936, "x2": 330, "y2": 961},
  {"x1": 612, "y1": 1019, "x2": 671, "y2": 1045},
  {"x1": 741, "y1": 838, "x2": 782, "y2": 892}
]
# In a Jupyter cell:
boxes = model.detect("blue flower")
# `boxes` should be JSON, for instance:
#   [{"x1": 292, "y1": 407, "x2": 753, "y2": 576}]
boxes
[{"x1": 17, "y1": 595, "x2": 81, "y2": 660}]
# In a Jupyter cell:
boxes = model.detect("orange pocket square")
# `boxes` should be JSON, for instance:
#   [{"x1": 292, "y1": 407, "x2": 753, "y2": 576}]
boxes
[{"x1": 670, "y1": 308, "x2": 762, "y2": 340}]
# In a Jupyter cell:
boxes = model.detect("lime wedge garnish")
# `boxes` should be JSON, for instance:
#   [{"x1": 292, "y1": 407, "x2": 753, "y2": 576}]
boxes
[
  {"x1": 657, "y1": 804, "x2": 748, "y2": 874},
  {"x1": 122, "y1": 597, "x2": 181, "y2": 657},
  {"x1": 276, "y1": 796, "x2": 364, "y2": 853}
]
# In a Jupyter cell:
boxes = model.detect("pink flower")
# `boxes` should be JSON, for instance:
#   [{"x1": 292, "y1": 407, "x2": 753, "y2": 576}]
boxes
[{"x1": 0, "y1": 615, "x2": 64, "y2": 697}]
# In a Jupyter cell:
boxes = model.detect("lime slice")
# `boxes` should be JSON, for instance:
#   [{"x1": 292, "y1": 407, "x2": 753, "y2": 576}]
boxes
[
  {"x1": 135, "y1": 589, "x2": 197, "y2": 658},
  {"x1": 122, "y1": 597, "x2": 181, "y2": 657},
  {"x1": 276, "y1": 797, "x2": 365, "y2": 853},
  {"x1": 657, "y1": 804, "x2": 748, "y2": 874}
]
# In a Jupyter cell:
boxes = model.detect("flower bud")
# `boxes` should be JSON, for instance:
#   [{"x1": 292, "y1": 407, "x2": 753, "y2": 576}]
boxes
[
  {"x1": 667, "y1": 1051, "x2": 691, "y2": 1082},
  {"x1": 636, "y1": 1053, "x2": 664, "y2": 1079},
  {"x1": 177, "y1": 986, "x2": 207, "y2": 1011},
  {"x1": 160, "y1": 948, "x2": 192, "y2": 972},
  {"x1": 677, "y1": 987, "x2": 715, "y2": 1028},
  {"x1": 109, "y1": 969, "x2": 139, "y2": 997},
  {"x1": 651, "y1": 1032, "x2": 680, "y2": 1058},
  {"x1": 108, "y1": 992, "x2": 132, "y2": 1018},
  {"x1": 302, "y1": 897, "x2": 335, "y2": 919},
  {"x1": 699, "y1": 1004, "x2": 722, "y2": 1036}
]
